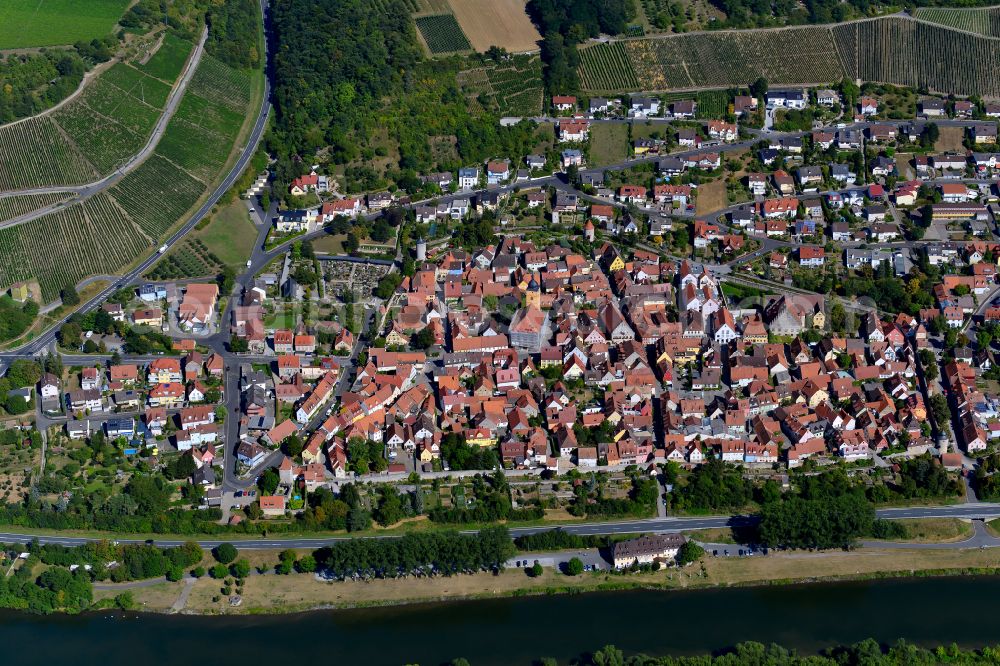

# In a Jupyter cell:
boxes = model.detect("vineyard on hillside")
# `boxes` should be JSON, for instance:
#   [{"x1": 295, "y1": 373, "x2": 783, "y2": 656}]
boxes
[
  {"x1": 0, "y1": 193, "x2": 72, "y2": 222},
  {"x1": 457, "y1": 55, "x2": 545, "y2": 116},
  {"x1": 913, "y1": 6, "x2": 1000, "y2": 38},
  {"x1": 578, "y1": 42, "x2": 640, "y2": 92},
  {"x1": 0, "y1": 117, "x2": 98, "y2": 191},
  {"x1": 0, "y1": 194, "x2": 149, "y2": 302},
  {"x1": 580, "y1": 16, "x2": 1000, "y2": 96},
  {"x1": 415, "y1": 14, "x2": 472, "y2": 54},
  {"x1": 0, "y1": 46, "x2": 193, "y2": 192},
  {"x1": 0, "y1": 48, "x2": 259, "y2": 301},
  {"x1": 833, "y1": 17, "x2": 1000, "y2": 98},
  {"x1": 580, "y1": 26, "x2": 844, "y2": 92},
  {"x1": 134, "y1": 34, "x2": 195, "y2": 82}
]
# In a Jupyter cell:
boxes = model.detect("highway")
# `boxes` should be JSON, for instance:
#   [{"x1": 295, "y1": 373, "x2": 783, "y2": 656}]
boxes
[{"x1": 0, "y1": 503, "x2": 998, "y2": 549}]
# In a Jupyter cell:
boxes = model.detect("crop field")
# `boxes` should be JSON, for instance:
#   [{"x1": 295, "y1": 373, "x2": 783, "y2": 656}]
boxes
[
  {"x1": 0, "y1": 193, "x2": 71, "y2": 223},
  {"x1": 913, "y1": 7, "x2": 1000, "y2": 38},
  {"x1": 457, "y1": 55, "x2": 544, "y2": 116},
  {"x1": 146, "y1": 238, "x2": 224, "y2": 280},
  {"x1": 187, "y1": 54, "x2": 254, "y2": 113},
  {"x1": 0, "y1": 0, "x2": 130, "y2": 49},
  {"x1": 416, "y1": 14, "x2": 472, "y2": 54},
  {"x1": 107, "y1": 154, "x2": 206, "y2": 240},
  {"x1": 134, "y1": 34, "x2": 195, "y2": 82},
  {"x1": 622, "y1": 27, "x2": 843, "y2": 91},
  {"x1": 448, "y1": 0, "x2": 541, "y2": 53},
  {"x1": 0, "y1": 117, "x2": 97, "y2": 191},
  {"x1": 833, "y1": 17, "x2": 1000, "y2": 98},
  {"x1": 578, "y1": 42, "x2": 640, "y2": 92}
]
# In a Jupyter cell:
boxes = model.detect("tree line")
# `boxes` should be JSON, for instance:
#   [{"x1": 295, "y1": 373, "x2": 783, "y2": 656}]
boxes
[{"x1": 312, "y1": 527, "x2": 515, "y2": 580}]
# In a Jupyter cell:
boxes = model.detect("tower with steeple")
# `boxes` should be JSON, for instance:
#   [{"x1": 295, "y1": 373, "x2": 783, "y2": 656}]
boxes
[{"x1": 524, "y1": 273, "x2": 540, "y2": 309}]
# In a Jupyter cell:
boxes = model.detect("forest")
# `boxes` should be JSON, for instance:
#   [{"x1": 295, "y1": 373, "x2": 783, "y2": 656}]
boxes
[{"x1": 567, "y1": 640, "x2": 1000, "y2": 666}]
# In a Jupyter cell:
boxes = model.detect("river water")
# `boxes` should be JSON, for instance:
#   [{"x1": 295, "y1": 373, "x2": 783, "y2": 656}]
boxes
[{"x1": 6, "y1": 576, "x2": 994, "y2": 665}]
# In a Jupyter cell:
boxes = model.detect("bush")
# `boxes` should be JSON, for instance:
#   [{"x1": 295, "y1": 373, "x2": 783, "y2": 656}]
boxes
[
  {"x1": 166, "y1": 567, "x2": 184, "y2": 582},
  {"x1": 231, "y1": 559, "x2": 251, "y2": 579},
  {"x1": 676, "y1": 541, "x2": 705, "y2": 565},
  {"x1": 211, "y1": 564, "x2": 229, "y2": 579},
  {"x1": 213, "y1": 543, "x2": 238, "y2": 564},
  {"x1": 564, "y1": 557, "x2": 584, "y2": 576},
  {"x1": 191, "y1": 566, "x2": 206, "y2": 578}
]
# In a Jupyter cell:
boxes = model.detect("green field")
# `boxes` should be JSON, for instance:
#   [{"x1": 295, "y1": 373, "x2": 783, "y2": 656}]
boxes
[
  {"x1": 197, "y1": 201, "x2": 256, "y2": 265},
  {"x1": 135, "y1": 34, "x2": 195, "y2": 82},
  {"x1": 589, "y1": 123, "x2": 629, "y2": 167},
  {"x1": 0, "y1": 0, "x2": 130, "y2": 49},
  {"x1": 147, "y1": 199, "x2": 256, "y2": 280},
  {"x1": 914, "y1": 6, "x2": 1000, "y2": 38},
  {"x1": 415, "y1": 14, "x2": 472, "y2": 54},
  {"x1": 457, "y1": 55, "x2": 544, "y2": 116}
]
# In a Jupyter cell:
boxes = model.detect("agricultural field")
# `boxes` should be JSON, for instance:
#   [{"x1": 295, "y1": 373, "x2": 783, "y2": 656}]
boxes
[
  {"x1": 447, "y1": 0, "x2": 542, "y2": 53},
  {"x1": 578, "y1": 42, "x2": 641, "y2": 92},
  {"x1": 618, "y1": 27, "x2": 844, "y2": 91},
  {"x1": 833, "y1": 17, "x2": 1000, "y2": 98},
  {"x1": 0, "y1": 193, "x2": 72, "y2": 223},
  {"x1": 0, "y1": 117, "x2": 98, "y2": 191},
  {"x1": 146, "y1": 238, "x2": 225, "y2": 280},
  {"x1": 0, "y1": 193, "x2": 148, "y2": 301},
  {"x1": 148, "y1": 199, "x2": 256, "y2": 279},
  {"x1": 0, "y1": 44, "x2": 260, "y2": 302},
  {"x1": 580, "y1": 17, "x2": 1000, "y2": 94},
  {"x1": 0, "y1": 0, "x2": 129, "y2": 49},
  {"x1": 913, "y1": 7, "x2": 1000, "y2": 38},
  {"x1": 134, "y1": 34, "x2": 196, "y2": 82},
  {"x1": 457, "y1": 55, "x2": 544, "y2": 116},
  {"x1": 107, "y1": 154, "x2": 206, "y2": 240},
  {"x1": 415, "y1": 14, "x2": 472, "y2": 54},
  {"x1": 0, "y1": 46, "x2": 193, "y2": 191}
]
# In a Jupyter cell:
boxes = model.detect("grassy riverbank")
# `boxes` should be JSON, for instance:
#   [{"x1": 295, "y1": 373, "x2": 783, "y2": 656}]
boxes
[{"x1": 95, "y1": 544, "x2": 1000, "y2": 615}]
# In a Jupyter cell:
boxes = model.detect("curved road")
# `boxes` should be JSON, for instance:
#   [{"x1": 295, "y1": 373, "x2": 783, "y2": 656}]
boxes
[{"x1": 0, "y1": 28, "x2": 209, "y2": 230}]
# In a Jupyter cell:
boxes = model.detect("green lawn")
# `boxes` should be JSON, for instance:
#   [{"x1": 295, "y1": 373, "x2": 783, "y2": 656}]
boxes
[
  {"x1": 0, "y1": 0, "x2": 130, "y2": 48},
  {"x1": 589, "y1": 123, "x2": 628, "y2": 167},
  {"x1": 312, "y1": 234, "x2": 346, "y2": 254},
  {"x1": 196, "y1": 200, "x2": 257, "y2": 267}
]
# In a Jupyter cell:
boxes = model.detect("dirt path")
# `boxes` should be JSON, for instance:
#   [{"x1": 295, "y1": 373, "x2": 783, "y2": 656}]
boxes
[
  {"x1": 0, "y1": 59, "x2": 117, "y2": 132},
  {"x1": 170, "y1": 578, "x2": 196, "y2": 613}
]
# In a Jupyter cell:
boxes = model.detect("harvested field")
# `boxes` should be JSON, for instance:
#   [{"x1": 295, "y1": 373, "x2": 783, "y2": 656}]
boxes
[{"x1": 447, "y1": 0, "x2": 542, "y2": 53}]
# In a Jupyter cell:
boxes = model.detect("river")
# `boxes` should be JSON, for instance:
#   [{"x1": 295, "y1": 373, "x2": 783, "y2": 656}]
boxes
[{"x1": 7, "y1": 576, "x2": 996, "y2": 665}]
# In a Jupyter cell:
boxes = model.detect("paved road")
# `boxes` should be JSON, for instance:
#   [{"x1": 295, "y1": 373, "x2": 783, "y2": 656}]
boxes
[
  {"x1": 861, "y1": 518, "x2": 1000, "y2": 550},
  {"x1": 4, "y1": 504, "x2": 1000, "y2": 549},
  {"x1": 0, "y1": 27, "x2": 209, "y2": 225}
]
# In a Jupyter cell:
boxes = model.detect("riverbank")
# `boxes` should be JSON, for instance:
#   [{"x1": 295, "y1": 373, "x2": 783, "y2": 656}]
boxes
[{"x1": 94, "y1": 544, "x2": 1000, "y2": 615}]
